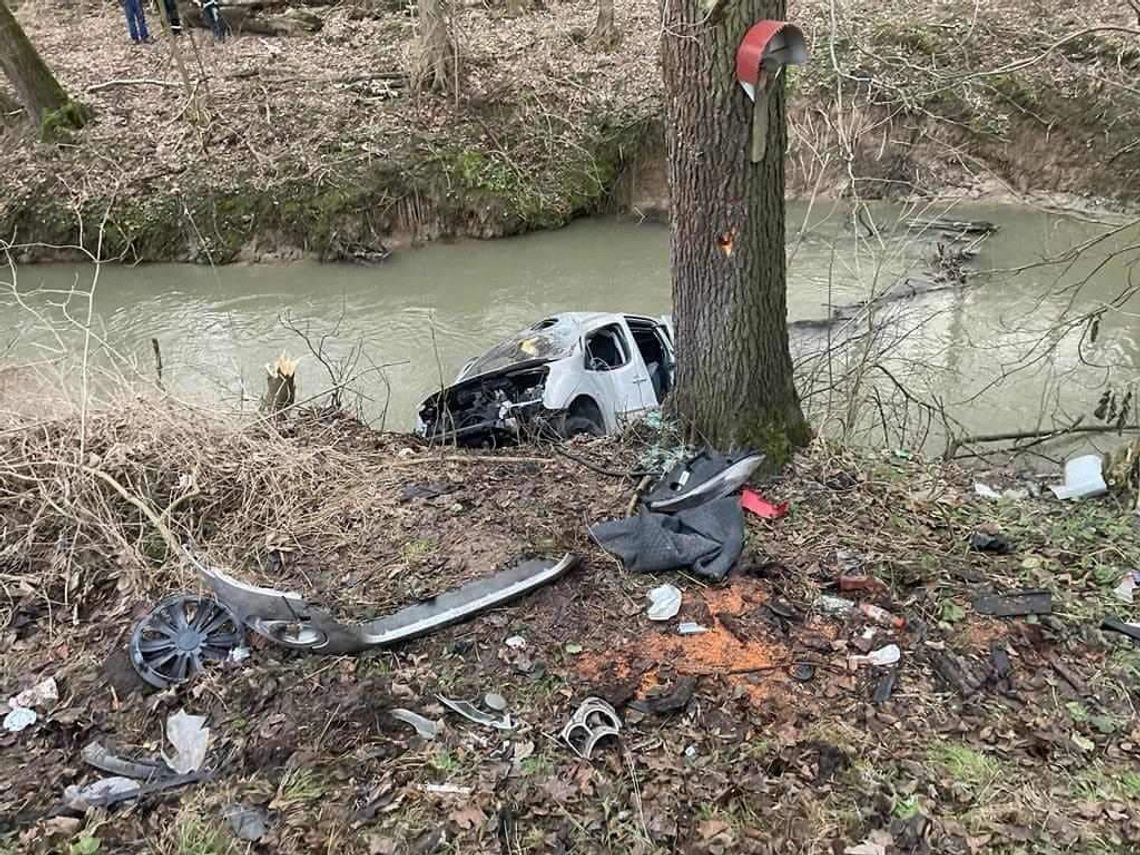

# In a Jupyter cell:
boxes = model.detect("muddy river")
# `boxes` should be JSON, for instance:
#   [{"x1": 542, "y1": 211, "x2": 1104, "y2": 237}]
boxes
[{"x1": 4, "y1": 202, "x2": 1139, "y2": 451}]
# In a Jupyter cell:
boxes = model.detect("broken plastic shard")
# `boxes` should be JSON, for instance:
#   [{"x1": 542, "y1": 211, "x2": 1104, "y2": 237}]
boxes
[
  {"x1": 484, "y1": 692, "x2": 508, "y2": 712},
  {"x1": 848, "y1": 644, "x2": 901, "y2": 668},
  {"x1": 1050, "y1": 454, "x2": 1108, "y2": 500},
  {"x1": 437, "y1": 694, "x2": 515, "y2": 730},
  {"x1": 3, "y1": 706, "x2": 36, "y2": 733},
  {"x1": 224, "y1": 804, "x2": 269, "y2": 842},
  {"x1": 677, "y1": 622, "x2": 708, "y2": 635},
  {"x1": 389, "y1": 708, "x2": 442, "y2": 739},
  {"x1": 816, "y1": 594, "x2": 855, "y2": 616},
  {"x1": 560, "y1": 697, "x2": 622, "y2": 759},
  {"x1": 82, "y1": 741, "x2": 169, "y2": 780},
  {"x1": 505, "y1": 635, "x2": 527, "y2": 649},
  {"x1": 163, "y1": 709, "x2": 210, "y2": 774},
  {"x1": 646, "y1": 584, "x2": 682, "y2": 621},
  {"x1": 9, "y1": 676, "x2": 58, "y2": 709},
  {"x1": 1112, "y1": 571, "x2": 1140, "y2": 604},
  {"x1": 740, "y1": 488, "x2": 788, "y2": 520},
  {"x1": 64, "y1": 776, "x2": 140, "y2": 810},
  {"x1": 228, "y1": 646, "x2": 251, "y2": 663}
]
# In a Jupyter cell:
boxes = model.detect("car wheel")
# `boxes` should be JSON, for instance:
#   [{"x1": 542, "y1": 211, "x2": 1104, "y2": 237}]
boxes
[{"x1": 561, "y1": 414, "x2": 604, "y2": 439}]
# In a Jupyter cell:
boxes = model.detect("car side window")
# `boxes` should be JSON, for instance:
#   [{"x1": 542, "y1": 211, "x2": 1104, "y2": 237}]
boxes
[{"x1": 584, "y1": 324, "x2": 631, "y2": 371}]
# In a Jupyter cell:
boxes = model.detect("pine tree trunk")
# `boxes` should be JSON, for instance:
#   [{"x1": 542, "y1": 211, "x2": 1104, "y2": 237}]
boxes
[
  {"x1": 414, "y1": 0, "x2": 452, "y2": 93},
  {"x1": 0, "y1": 0, "x2": 70, "y2": 126},
  {"x1": 661, "y1": 0, "x2": 809, "y2": 460}
]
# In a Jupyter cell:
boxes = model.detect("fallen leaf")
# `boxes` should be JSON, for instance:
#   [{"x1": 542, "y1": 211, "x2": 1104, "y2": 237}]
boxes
[
  {"x1": 448, "y1": 803, "x2": 487, "y2": 830},
  {"x1": 698, "y1": 818, "x2": 730, "y2": 840}
]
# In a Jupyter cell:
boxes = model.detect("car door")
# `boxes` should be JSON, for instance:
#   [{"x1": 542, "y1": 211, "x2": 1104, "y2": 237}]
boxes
[{"x1": 581, "y1": 320, "x2": 653, "y2": 428}]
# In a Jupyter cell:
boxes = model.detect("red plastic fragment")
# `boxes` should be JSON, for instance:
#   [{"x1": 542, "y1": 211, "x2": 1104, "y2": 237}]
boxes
[{"x1": 741, "y1": 488, "x2": 788, "y2": 520}]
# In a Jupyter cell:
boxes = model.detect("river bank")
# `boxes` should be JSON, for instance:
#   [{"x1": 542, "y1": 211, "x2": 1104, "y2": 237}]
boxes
[
  {"x1": 1, "y1": 399, "x2": 1139, "y2": 852},
  {"x1": 0, "y1": 0, "x2": 1137, "y2": 263}
]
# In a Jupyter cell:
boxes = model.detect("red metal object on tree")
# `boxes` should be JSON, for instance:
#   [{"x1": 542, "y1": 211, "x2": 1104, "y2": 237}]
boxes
[{"x1": 735, "y1": 20, "x2": 808, "y2": 162}]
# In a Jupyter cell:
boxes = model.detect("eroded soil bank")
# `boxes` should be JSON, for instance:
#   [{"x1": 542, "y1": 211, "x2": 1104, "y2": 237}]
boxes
[
  {"x1": 0, "y1": 0, "x2": 1137, "y2": 262},
  {"x1": 2, "y1": 401, "x2": 1140, "y2": 853}
]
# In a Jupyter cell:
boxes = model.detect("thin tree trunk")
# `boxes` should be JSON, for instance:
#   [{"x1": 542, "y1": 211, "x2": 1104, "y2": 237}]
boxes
[
  {"x1": 661, "y1": 0, "x2": 809, "y2": 459},
  {"x1": 0, "y1": 0, "x2": 72, "y2": 126},
  {"x1": 414, "y1": 0, "x2": 452, "y2": 93},
  {"x1": 589, "y1": 0, "x2": 615, "y2": 48}
]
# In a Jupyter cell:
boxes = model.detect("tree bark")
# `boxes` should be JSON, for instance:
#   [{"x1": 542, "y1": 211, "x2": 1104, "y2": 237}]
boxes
[
  {"x1": 0, "y1": 0, "x2": 73, "y2": 126},
  {"x1": 660, "y1": 0, "x2": 809, "y2": 460},
  {"x1": 414, "y1": 0, "x2": 452, "y2": 93},
  {"x1": 588, "y1": 0, "x2": 616, "y2": 49}
]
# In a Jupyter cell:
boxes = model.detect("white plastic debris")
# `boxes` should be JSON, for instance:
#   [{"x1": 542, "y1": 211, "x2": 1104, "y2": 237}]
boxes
[
  {"x1": 162, "y1": 709, "x2": 210, "y2": 774},
  {"x1": 224, "y1": 804, "x2": 269, "y2": 842},
  {"x1": 677, "y1": 622, "x2": 708, "y2": 635},
  {"x1": 646, "y1": 584, "x2": 682, "y2": 621},
  {"x1": 816, "y1": 595, "x2": 855, "y2": 616},
  {"x1": 63, "y1": 776, "x2": 140, "y2": 810},
  {"x1": 9, "y1": 677, "x2": 58, "y2": 710},
  {"x1": 1114, "y1": 571, "x2": 1140, "y2": 604},
  {"x1": 3, "y1": 706, "x2": 37, "y2": 733},
  {"x1": 505, "y1": 635, "x2": 527, "y2": 649},
  {"x1": 974, "y1": 482, "x2": 1001, "y2": 499},
  {"x1": 1050, "y1": 454, "x2": 1108, "y2": 500},
  {"x1": 848, "y1": 644, "x2": 901, "y2": 668},
  {"x1": 228, "y1": 646, "x2": 251, "y2": 663},
  {"x1": 389, "y1": 708, "x2": 441, "y2": 739}
]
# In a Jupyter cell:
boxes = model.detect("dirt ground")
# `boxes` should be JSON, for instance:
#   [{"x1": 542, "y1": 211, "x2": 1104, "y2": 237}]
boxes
[{"x1": 2, "y1": 402, "x2": 1140, "y2": 853}]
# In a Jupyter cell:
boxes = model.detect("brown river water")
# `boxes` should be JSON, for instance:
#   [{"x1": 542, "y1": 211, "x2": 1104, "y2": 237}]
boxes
[{"x1": 3, "y1": 201, "x2": 1138, "y2": 453}]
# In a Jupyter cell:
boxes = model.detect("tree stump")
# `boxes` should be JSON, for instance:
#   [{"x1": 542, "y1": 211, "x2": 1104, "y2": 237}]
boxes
[{"x1": 263, "y1": 355, "x2": 298, "y2": 415}]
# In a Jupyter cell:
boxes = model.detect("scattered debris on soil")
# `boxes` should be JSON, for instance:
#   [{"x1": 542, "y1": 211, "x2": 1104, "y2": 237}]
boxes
[{"x1": 2, "y1": 399, "x2": 1140, "y2": 851}]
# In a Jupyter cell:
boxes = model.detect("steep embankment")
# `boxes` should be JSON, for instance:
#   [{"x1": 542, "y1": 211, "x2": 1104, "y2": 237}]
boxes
[{"x1": 0, "y1": 0, "x2": 1137, "y2": 262}]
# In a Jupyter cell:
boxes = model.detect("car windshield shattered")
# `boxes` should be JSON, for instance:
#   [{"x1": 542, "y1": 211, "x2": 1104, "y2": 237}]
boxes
[{"x1": 460, "y1": 317, "x2": 580, "y2": 379}]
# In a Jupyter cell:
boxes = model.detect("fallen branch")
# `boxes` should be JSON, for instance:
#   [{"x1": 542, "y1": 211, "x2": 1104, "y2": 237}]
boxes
[
  {"x1": 945, "y1": 424, "x2": 1140, "y2": 460},
  {"x1": 85, "y1": 79, "x2": 180, "y2": 93}
]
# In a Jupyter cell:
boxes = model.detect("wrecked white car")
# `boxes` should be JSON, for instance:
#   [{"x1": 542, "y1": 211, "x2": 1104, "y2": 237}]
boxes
[{"x1": 415, "y1": 312, "x2": 675, "y2": 445}]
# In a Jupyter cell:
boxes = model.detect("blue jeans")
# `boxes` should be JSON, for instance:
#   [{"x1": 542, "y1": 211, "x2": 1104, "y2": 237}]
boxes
[{"x1": 123, "y1": 0, "x2": 150, "y2": 41}]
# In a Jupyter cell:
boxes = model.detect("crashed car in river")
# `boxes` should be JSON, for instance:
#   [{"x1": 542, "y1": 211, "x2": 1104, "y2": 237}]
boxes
[{"x1": 415, "y1": 312, "x2": 675, "y2": 445}]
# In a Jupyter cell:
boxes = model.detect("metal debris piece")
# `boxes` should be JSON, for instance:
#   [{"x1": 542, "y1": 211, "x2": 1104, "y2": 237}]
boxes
[
  {"x1": 63, "y1": 771, "x2": 208, "y2": 810},
  {"x1": 973, "y1": 589, "x2": 1052, "y2": 617},
  {"x1": 560, "y1": 697, "x2": 622, "y2": 759},
  {"x1": 629, "y1": 676, "x2": 697, "y2": 715},
  {"x1": 437, "y1": 694, "x2": 515, "y2": 730},
  {"x1": 64, "y1": 777, "x2": 140, "y2": 810},
  {"x1": 389, "y1": 708, "x2": 442, "y2": 739},
  {"x1": 82, "y1": 741, "x2": 169, "y2": 780},
  {"x1": 484, "y1": 692, "x2": 508, "y2": 712},
  {"x1": 130, "y1": 594, "x2": 244, "y2": 689},
  {"x1": 791, "y1": 662, "x2": 816, "y2": 682},
  {"x1": 3, "y1": 706, "x2": 36, "y2": 733},
  {"x1": 968, "y1": 531, "x2": 1014, "y2": 554},
  {"x1": 223, "y1": 803, "x2": 269, "y2": 842},
  {"x1": 677, "y1": 622, "x2": 708, "y2": 635},
  {"x1": 872, "y1": 670, "x2": 897, "y2": 705},
  {"x1": 9, "y1": 677, "x2": 58, "y2": 709},
  {"x1": 163, "y1": 710, "x2": 210, "y2": 774},
  {"x1": 848, "y1": 644, "x2": 901, "y2": 668},
  {"x1": 646, "y1": 584, "x2": 682, "y2": 621}
]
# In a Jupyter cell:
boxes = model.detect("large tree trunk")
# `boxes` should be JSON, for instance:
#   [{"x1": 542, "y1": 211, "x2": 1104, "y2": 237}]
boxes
[
  {"x1": 414, "y1": 0, "x2": 452, "y2": 93},
  {"x1": 660, "y1": 0, "x2": 809, "y2": 460},
  {"x1": 0, "y1": 0, "x2": 74, "y2": 127}
]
